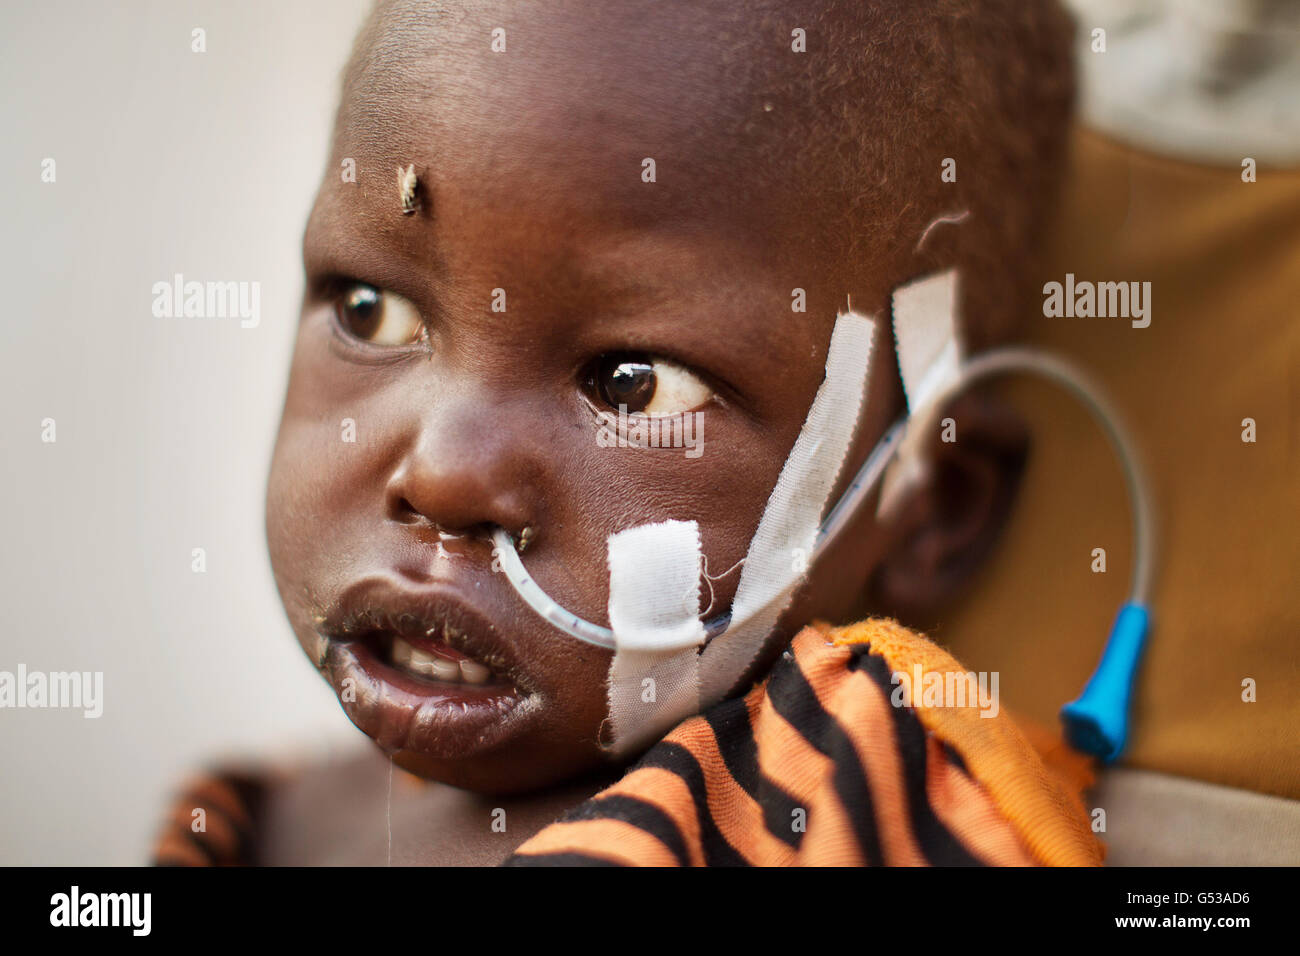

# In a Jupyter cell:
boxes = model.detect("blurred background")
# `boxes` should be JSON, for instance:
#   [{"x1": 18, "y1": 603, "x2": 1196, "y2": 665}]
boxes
[
  {"x1": 1, "y1": 0, "x2": 372, "y2": 864},
  {"x1": 1, "y1": 0, "x2": 1296, "y2": 864}
]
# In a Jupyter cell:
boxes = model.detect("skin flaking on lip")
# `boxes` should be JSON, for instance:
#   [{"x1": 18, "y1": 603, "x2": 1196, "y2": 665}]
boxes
[
  {"x1": 311, "y1": 581, "x2": 548, "y2": 760},
  {"x1": 318, "y1": 589, "x2": 533, "y2": 693},
  {"x1": 324, "y1": 637, "x2": 541, "y2": 760}
]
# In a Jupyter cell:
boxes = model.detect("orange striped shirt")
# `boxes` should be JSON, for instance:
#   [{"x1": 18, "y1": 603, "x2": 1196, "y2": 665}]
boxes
[
  {"x1": 504, "y1": 621, "x2": 1102, "y2": 866},
  {"x1": 153, "y1": 619, "x2": 1103, "y2": 866}
]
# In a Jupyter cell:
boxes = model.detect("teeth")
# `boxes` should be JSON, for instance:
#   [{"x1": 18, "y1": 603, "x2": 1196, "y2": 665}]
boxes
[
  {"x1": 408, "y1": 646, "x2": 461, "y2": 682},
  {"x1": 389, "y1": 634, "x2": 495, "y2": 686},
  {"x1": 392, "y1": 639, "x2": 413, "y2": 667},
  {"x1": 459, "y1": 660, "x2": 491, "y2": 684},
  {"x1": 429, "y1": 656, "x2": 463, "y2": 682}
]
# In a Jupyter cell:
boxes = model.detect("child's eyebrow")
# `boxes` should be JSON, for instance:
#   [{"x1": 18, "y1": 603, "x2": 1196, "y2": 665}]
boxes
[
  {"x1": 305, "y1": 194, "x2": 672, "y2": 316},
  {"x1": 526, "y1": 253, "x2": 672, "y2": 319},
  {"x1": 301, "y1": 196, "x2": 438, "y2": 289},
  {"x1": 303, "y1": 187, "x2": 812, "y2": 387}
]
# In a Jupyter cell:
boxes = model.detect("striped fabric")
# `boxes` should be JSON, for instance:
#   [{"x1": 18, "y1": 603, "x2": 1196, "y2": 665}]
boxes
[
  {"x1": 151, "y1": 619, "x2": 1103, "y2": 866},
  {"x1": 505, "y1": 621, "x2": 1103, "y2": 866},
  {"x1": 153, "y1": 769, "x2": 268, "y2": 867}
]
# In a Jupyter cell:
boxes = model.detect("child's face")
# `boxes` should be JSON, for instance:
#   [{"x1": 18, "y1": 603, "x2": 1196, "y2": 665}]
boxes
[{"x1": 267, "y1": 4, "x2": 899, "y2": 791}]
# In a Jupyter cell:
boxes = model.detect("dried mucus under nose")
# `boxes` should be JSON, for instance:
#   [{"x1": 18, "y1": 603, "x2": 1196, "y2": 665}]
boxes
[{"x1": 517, "y1": 526, "x2": 536, "y2": 553}]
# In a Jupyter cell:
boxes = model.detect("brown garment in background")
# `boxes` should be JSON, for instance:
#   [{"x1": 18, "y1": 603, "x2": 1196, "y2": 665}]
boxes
[{"x1": 938, "y1": 126, "x2": 1300, "y2": 800}]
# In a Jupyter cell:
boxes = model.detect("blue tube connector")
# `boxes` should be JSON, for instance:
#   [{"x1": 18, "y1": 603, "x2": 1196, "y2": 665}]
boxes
[{"x1": 1060, "y1": 603, "x2": 1150, "y2": 763}]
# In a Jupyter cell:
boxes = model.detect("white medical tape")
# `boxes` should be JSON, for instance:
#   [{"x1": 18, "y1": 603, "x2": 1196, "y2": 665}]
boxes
[
  {"x1": 498, "y1": 267, "x2": 1011, "y2": 757},
  {"x1": 603, "y1": 313, "x2": 876, "y2": 753},
  {"x1": 605, "y1": 647, "x2": 702, "y2": 756},
  {"x1": 893, "y1": 267, "x2": 962, "y2": 414},
  {"x1": 879, "y1": 268, "x2": 965, "y2": 518},
  {"x1": 695, "y1": 310, "x2": 876, "y2": 708},
  {"x1": 604, "y1": 520, "x2": 706, "y2": 754},
  {"x1": 607, "y1": 520, "x2": 706, "y2": 653}
]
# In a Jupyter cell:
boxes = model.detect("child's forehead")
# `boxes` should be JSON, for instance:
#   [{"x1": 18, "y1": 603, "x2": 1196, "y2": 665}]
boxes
[
  {"x1": 324, "y1": 63, "x2": 843, "y2": 309},
  {"x1": 315, "y1": 2, "x2": 900, "y2": 357},
  {"x1": 339, "y1": 54, "x2": 739, "y2": 224},
  {"x1": 329, "y1": 3, "x2": 862, "y2": 250},
  {"x1": 347, "y1": 0, "x2": 752, "y2": 110}
]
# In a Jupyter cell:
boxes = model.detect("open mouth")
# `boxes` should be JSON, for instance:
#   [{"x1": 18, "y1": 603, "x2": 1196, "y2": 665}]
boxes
[
  {"x1": 313, "y1": 582, "x2": 539, "y2": 759},
  {"x1": 365, "y1": 626, "x2": 511, "y2": 691}
]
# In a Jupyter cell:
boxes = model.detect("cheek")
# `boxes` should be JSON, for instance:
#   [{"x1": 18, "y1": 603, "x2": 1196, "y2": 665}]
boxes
[
  {"x1": 265, "y1": 313, "x2": 804, "y2": 684},
  {"x1": 264, "y1": 415, "x2": 346, "y2": 651},
  {"x1": 266, "y1": 329, "x2": 385, "y2": 599},
  {"x1": 589, "y1": 412, "x2": 798, "y2": 621}
]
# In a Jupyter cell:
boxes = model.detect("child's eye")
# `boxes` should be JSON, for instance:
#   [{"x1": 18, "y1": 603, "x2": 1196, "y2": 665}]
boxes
[
  {"x1": 334, "y1": 282, "x2": 425, "y2": 346},
  {"x1": 589, "y1": 353, "x2": 713, "y2": 415}
]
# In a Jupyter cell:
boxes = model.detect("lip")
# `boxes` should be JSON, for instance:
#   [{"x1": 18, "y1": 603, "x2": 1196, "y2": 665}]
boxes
[{"x1": 314, "y1": 575, "x2": 542, "y2": 759}]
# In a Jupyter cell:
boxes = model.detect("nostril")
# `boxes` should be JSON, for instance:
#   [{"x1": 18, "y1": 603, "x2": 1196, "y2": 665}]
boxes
[
  {"x1": 386, "y1": 496, "x2": 501, "y2": 550},
  {"x1": 389, "y1": 496, "x2": 424, "y2": 525}
]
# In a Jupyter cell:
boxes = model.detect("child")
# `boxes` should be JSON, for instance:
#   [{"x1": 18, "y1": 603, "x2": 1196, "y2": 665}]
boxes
[{"x1": 154, "y1": 0, "x2": 1100, "y2": 865}]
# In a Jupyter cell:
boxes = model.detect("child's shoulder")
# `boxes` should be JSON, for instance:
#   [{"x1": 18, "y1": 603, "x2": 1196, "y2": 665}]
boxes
[
  {"x1": 505, "y1": 619, "x2": 1104, "y2": 866},
  {"x1": 151, "y1": 750, "x2": 423, "y2": 866},
  {"x1": 151, "y1": 749, "x2": 440, "y2": 866},
  {"x1": 151, "y1": 747, "x2": 608, "y2": 866}
]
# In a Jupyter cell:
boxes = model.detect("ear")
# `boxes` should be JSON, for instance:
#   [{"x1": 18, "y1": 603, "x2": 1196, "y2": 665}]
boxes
[{"x1": 867, "y1": 390, "x2": 1029, "y2": 626}]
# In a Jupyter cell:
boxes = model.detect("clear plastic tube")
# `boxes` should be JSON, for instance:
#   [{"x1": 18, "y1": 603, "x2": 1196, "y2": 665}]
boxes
[
  {"x1": 492, "y1": 346, "x2": 1154, "y2": 646},
  {"x1": 935, "y1": 348, "x2": 1154, "y2": 604}
]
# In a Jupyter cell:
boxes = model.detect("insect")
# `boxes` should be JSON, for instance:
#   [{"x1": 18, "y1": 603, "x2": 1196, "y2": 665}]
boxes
[{"x1": 397, "y1": 163, "x2": 418, "y2": 214}]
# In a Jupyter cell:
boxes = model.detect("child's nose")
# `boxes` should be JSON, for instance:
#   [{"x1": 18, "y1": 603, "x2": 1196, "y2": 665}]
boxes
[{"x1": 382, "y1": 411, "x2": 538, "y2": 543}]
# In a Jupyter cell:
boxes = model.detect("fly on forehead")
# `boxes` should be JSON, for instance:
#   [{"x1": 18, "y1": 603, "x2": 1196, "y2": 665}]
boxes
[{"x1": 397, "y1": 164, "x2": 419, "y2": 214}]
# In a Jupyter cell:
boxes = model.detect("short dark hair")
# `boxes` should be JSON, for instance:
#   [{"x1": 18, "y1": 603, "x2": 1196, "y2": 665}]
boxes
[{"x1": 725, "y1": 0, "x2": 1077, "y2": 349}]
